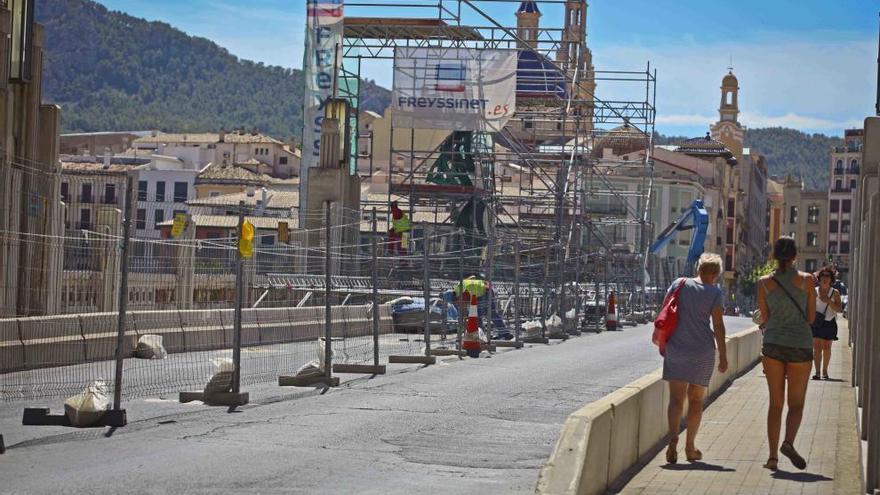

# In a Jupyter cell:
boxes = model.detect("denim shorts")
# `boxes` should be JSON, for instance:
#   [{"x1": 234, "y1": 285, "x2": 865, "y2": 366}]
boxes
[{"x1": 762, "y1": 343, "x2": 813, "y2": 363}]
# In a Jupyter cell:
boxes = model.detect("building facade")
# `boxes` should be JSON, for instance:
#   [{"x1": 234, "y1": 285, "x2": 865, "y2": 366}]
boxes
[
  {"x1": 0, "y1": 1, "x2": 65, "y2": 317},
  {"x1": 827, "y1": 128, "x2": 861, "y2": 284},
  {"x1": 783, "y1": 175, "x2": 828, "y2": 274}
]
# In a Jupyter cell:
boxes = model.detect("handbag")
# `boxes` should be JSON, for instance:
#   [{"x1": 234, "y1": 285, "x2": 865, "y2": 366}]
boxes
[{"x1": 652, "y1": 278, "x2": 687, "y2": 356}]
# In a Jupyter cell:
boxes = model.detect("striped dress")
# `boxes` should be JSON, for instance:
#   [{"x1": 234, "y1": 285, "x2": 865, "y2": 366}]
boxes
[{"x1": 662, "y1": 278, "x2": 723, "y2": 387}]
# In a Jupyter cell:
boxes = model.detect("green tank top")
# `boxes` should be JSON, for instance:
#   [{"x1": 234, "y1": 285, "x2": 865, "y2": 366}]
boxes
[{"x1": 764, "y1": 268, "x2": 812, "y2": 349}]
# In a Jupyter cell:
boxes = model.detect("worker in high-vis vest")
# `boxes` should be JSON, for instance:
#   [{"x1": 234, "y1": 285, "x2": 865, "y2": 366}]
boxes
[{"x1": 388, "y1": 201, "x2": 411, "y2": 255}]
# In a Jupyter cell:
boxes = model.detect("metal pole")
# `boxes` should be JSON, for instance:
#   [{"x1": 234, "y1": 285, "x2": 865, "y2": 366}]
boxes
[
  {"x1": 112, "y1": 174, "x2": 134, "y2": 411},
  {"x1": 457, "y1": 230, "x2": 464, "y2": 354},
  {"x1": 324, "y1": 201, "x2": 333, "y2": 379},
  {"x1": 232, "y1": 201, "x2": 245, "y2": 394},
  {"x1": 542, "y1": 245, "x2": 550, "y2": 339},
  {"x1": 514, "y1": 239, "x2": 521, "y2": 342},
  {"x1": 486, "y1": 222, "x2": 494, "y2": 340},
  {"x1": 371, "y1": 207, "x2": 379, "y2": 367},
  {"x1": 422, "y1": 223, "x2": 431, "y2": 355}
]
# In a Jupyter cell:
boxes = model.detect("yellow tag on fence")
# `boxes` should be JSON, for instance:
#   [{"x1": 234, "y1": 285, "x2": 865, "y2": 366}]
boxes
[
  {"x1": 171, "y1": 213, "x2": 187, "y2": 238},
  {"x1": 239, "y1": 221, "x2": 254, "y2": 258}
]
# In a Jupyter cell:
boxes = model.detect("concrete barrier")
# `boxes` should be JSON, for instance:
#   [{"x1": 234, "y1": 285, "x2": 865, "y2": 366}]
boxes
[
  {"x1": 537, "y1": 326, "x2": 763, "y2": 495},
  {"x1": 0, "y1": 304, "x2": 395, "y2": 374}
]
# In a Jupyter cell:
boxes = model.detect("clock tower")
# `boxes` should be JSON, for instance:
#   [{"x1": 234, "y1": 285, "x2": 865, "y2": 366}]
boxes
[{"x1": 710, "y1": 70, "x2": 744, "y2": 162}]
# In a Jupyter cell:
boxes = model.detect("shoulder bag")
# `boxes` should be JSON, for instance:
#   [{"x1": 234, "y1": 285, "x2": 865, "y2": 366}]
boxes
[
  {"x1": 770, "y1": 275, "x2": 808, "y2": 322},
  {"x1": 652, "y1": 278, "x2": 687, "y2": 356}
]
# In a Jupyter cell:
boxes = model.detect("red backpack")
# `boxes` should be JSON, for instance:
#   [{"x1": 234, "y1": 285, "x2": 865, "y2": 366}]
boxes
[{"x1": 652, "y1": 278, "x2": 687, "y2": 356}]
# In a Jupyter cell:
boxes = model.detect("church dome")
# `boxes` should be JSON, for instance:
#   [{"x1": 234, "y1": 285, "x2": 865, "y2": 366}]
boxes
[
  {"x1": 722, "y1": 70, "x2": 738, "y2": 87},
  {"x1": 590, "y1": 123, "x2": 648, "y2": 158}
]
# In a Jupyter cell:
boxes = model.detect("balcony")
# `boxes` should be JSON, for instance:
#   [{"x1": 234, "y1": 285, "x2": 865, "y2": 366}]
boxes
[
  {"x1": 833, "y1": 145, "x2": 862, "y2": 153},
  {"x1": 102, "y1": 196, "x2": 118, "y2": 205},
  {"x1": 78, "y1": 194, "x2": 94, "y2": 204}
]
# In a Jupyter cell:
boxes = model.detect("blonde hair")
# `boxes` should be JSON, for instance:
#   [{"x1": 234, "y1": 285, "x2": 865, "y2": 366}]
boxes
[{"x1": 697, "y1": 252, "x2": 723, "y2": 277}]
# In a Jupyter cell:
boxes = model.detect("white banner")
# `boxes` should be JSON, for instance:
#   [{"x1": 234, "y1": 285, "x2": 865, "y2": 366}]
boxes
[
  {"x1": 392, "y1": 48, "x2": 517, "y2": 132},
  {"x1": 300, "y1": 0, "x2": 343, "y2": 214}
]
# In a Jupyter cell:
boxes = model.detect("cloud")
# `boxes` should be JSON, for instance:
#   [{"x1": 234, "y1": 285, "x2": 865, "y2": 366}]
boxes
[{"x1": 594, "y1": 35, "x2": 876, "y2": 135}]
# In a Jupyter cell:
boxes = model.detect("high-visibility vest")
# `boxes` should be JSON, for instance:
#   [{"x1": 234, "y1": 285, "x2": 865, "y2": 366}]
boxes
[
  {"x1": 391, "y1": 214, "x2": 411, "y2": 233},
  {"x1": 454, "y1": 278, "x2": 488, "y2": 298}
]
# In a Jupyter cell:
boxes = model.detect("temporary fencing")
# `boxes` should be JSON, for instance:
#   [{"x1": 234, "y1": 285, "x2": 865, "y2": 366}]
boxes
[{"x1": 1, "y1": 170, "x2": 661, "y2": 427}]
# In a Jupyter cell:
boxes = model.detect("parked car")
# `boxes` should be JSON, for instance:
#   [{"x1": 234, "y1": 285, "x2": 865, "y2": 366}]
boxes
[{"x1": 390, "y1": 297, "x2": 459, "y2": 334}]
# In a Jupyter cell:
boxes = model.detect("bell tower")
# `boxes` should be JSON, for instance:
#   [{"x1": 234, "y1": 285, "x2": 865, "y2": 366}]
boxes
[
  {"x1": 555, "y1": 1, "x2": 595, "y2": 131},
  {"x1": 710, "y1": 69, "x2": 744, "y2": 162},
  {"x1": 516, "y1": 1, "x2": 541, "y2": 50}
]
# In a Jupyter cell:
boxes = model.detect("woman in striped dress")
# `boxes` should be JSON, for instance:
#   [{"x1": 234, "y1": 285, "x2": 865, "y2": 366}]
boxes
[{"x1": 663, "y1": 253, "x2": 728, "y2": 464}]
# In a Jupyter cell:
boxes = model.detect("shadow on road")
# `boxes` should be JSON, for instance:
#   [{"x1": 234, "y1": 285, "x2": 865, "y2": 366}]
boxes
[
  {"x1": 661, "y1": 461, "x2": 735, "y2": 472},
  {"x1": 772, "y1": 470, "x2": 833, "y2": 482}
]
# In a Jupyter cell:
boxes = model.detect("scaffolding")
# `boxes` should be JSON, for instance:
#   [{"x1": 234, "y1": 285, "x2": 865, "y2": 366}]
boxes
[{"x1": 336, "y1": 0, "x2": 658, "y2": 314}]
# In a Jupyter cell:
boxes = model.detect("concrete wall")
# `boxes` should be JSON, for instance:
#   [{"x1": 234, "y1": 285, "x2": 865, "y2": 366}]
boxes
[
  {"x1": 536, "y1": 326, "x2": 762, "y2": 495},
  {"x1": 0, "y1": 304, "x2": 393, "y2": 374}
]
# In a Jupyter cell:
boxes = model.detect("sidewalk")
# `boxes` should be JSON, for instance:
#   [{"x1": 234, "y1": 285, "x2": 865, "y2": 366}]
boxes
[{"x1": 619, "y1": 321, "x2": 862, "y2": 495}]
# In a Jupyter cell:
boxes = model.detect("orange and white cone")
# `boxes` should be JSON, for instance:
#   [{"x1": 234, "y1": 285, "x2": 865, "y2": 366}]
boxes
[
  {"x1": 605, "y1": 291, "x2": 618, "y2": 331},
  {"x1": 462, "y1": 294, "x2": 481, "y2": 358}
]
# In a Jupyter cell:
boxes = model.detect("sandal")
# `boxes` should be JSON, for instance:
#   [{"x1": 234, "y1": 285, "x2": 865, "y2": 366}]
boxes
[
  {"x1": 764, "y1": 457, "x2": 778, "y2": 471},
  {"x1": 823, "y1": 374, "x2": 830, "y2": 380},
  {"x1": 780, "y1": 441, "x2": 807, "y2": 470},
  {"x1": 666, "y1": 439, "x2": 678, "y2": 464},
  {"x1": 685, "y1": 448, "x2": 703, "y2": 462},
  {"x1": 812, "y1": 374, "x2": 821, "y2": 380}
]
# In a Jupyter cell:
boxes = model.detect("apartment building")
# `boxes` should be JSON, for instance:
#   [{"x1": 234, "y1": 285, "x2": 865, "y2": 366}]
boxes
[
  {"x1": 827, "y1": 128, "x2": 861, "y2": 284},
  {"x1": 783, "y1": 175, "x2": 828, "y2": 274}
]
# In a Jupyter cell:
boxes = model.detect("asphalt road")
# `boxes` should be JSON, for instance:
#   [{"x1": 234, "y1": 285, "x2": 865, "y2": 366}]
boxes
[{"x1": 0, "y1": 318, "x2": 754, "y2": 495}]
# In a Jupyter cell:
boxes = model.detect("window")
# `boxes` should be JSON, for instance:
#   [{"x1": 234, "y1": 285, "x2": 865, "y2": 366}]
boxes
[
  {"x1": 835, "y1": 159, "x2": 844, "y2": 174},
  {"x1": 9, "y1": 0, "x2": 35, "y2": 83},
  {"x1": 789, "y1": 206, "x2": 798, "y2": 224},
  {"x1": 807, "y1": 206, "x2": 819, "y2": 224},
  {"x1": 806, "y1": 232, "x2": 818, "y2": 247},
  {"x1": 138, "y1": 180, "x2": 148, "y2": 201},
  {"x1": 726, "y1": 226, "x2": 734, "y2": 244},
  {"x1": 81, "y1": 183, "x2": 92, "y2": 203},
  {"x1": 805, "y1": 259, "x2": 818, "y2": 272},
  {"x1": 173, "y1": 209, "x2": 185, "y2": 219},
  {"x1": 154, "y1": 209, "x2": 164, "y2": 229},
  {"x1": 727, "y1": 198, "x2": 735, "y2": 218},
  {"x1": 850, "y1": 179, "x2": 857, "y2": 190},
  {"x1": 136, "y1": 209, "x2": 146, "y2": 230},
  {"x1": 210, "y1": 191, "x2": 221, "y2": 198},
  {"x1": 835, "y1": 179, "x2": 842, "y2": 191},
  {"x1": 104, "y1": 184, "x2": 116, "y2": 204},
  {"x1": 829, "y1": 220, "x2": 838, "y2": 233},
  {"x1": 155, "y1": 181, "x2": 166, "y2": 202},
  {"x1": 79, "y1": 208, "x2": 91, "y2": 229},
  {"x1": 831, "y1": 199, "x2": 839, "y2": 213},
  {"x1": 725, "y1": 91, "x2": 733, "y2": 105},
  {"x1": 841, "y1": 220, "x2": 850, "y2": 233},
  {"x1": 61, "y1": 182, "x2": 69, "y2": 202},
  {"x1": 725, "y1": 254, "x2": 733, "y2": 269},
  {"x1": 840, "y1": 241, "x2": 850, "y2": 254},
  {"x1": 850, "y1": 159, "x2": 859, "y2": 173},
  {"x1": 523, "y1": 118, "x2": 533, "y2": 129},
  {"x1": 279, "y1": 157, "x2": 288, "y2": 165},
  {"x1": 842, "y1": 200, "x2": 852, "y2": 214},
  {"x1": 829, "y1": 241, "x2": 838, "y2": 254},
  {"x1": 261, "y1": 235, "x2": 274, "y2": 245},
  {"x1": 173, "y1": 182, "x2": 188, "y2": 202}
]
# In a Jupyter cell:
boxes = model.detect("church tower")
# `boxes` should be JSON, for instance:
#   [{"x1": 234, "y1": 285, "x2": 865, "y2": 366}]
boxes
[
  {"x1": 710, "y1": 70, "x2": 744, "y2": 162},
  {"x1": 555, "y1": 0, "x2": 595, "y2": 131},
  {"x1": 516, "y1": 1, "x2": 541, "y2": 50}
]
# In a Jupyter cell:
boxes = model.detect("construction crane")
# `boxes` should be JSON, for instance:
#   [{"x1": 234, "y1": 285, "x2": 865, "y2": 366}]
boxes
[{"x1": 649, "y1": 199, "x2": 709, "y2": 277}]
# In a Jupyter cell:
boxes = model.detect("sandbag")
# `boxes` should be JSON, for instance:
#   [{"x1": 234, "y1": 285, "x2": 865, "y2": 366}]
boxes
[
  {"x1": 545, "y1": 314, "x2": 563, "y2": 333},
  {"x1": 203, "y1": 357, "x2": 234, "y2": 405},
  {"x1": 134, "y1": 334, "x2": 167, "y2": 360},
  {"x1": 64, "y1": 381, "x2": 110, "y2": 427},
  {"x1": 522, "y1": 319, "x2": 543, "y2": 338}
]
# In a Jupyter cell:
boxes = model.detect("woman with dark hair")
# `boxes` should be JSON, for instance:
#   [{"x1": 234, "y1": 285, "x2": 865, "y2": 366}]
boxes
[
  {"x1": 812, "y1": 266, "x2": 843, "y2": 380},
  {"x1": 755, "y1": 236, "x2": 816, "y2": 471}
]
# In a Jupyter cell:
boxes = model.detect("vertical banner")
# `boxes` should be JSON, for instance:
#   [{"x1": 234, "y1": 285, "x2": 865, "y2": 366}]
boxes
[
  {"x1": 300, "y1": 0, "x2": 344, "y2": 212},
  {"x1": 392, "y1": 48, "x2": 517, "y2": 132}
]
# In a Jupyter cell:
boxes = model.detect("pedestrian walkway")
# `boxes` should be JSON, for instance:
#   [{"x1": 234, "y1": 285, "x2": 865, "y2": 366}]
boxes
[{"x1": 619, "y1": 321, "x2": 862, "y2": 495}]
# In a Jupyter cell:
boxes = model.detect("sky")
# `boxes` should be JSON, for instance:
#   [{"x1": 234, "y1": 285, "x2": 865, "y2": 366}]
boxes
[{"x1": 96, "y1": 0, "x2": 879, "y2": 137}]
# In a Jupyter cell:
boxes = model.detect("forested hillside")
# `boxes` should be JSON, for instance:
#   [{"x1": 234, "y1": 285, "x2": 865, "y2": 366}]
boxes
[
  {"x1": 36, "y1": 0, "x2": 391, "y2": 140},
  {"x1": 656, "y1": 128, "x2": 843, "y2": 190}
]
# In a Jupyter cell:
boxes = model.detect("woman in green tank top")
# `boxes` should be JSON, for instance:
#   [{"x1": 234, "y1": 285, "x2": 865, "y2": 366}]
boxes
[{"x1": 755, "y1": 237, "x2": 817, "y2": 472}]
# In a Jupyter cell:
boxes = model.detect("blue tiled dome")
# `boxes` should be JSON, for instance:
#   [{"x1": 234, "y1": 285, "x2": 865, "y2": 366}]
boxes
[
  {"x1": 517, "y1": 50, "x2": 566, "y2": 99},
  {"x1": 517, "y1": 1, "x2": 540, "y2": 14}
]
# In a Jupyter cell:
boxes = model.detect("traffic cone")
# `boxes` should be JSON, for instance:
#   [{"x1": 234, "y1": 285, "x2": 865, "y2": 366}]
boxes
[
  {"x1": 462, "y1": 294, "x2": 481, "y2": 358},
  {"x1": 605, "y1": 291, "x2": 618, "y2": 331}
]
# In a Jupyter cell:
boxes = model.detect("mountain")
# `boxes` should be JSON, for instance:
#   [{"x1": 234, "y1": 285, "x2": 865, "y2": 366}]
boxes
[
  {"x1": 35, "y1": 0, "x2": 391, "y2": 141},
  {"x1": 655, "y1": 128, "x2": 843, "y2": 191}
]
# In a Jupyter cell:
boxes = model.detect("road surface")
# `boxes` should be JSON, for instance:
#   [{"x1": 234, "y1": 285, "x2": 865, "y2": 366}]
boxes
[{"x1": 0, "y1": 318, "x2": 754, "y2": 494}]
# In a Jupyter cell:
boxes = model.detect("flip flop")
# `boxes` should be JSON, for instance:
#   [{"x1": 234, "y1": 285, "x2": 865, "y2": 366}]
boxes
[
  {"x1": 781, "y1": 441, "x2": 807, "y2": 470},
  {"x1": 686, "y1": 448, "x2": 703, "y2": 462},
  {"x1": 666, "y1": 441, "x2": 678, "y2": 464}
]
